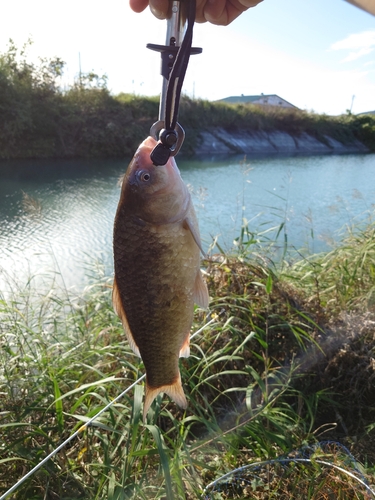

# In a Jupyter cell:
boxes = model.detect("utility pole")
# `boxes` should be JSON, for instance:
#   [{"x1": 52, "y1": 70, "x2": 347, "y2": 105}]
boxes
[
  {"x1": 350, "y1": 94, "x2": 355, "y2": 114},
  {"x1": 78, "y1": 52, "x2": 82, "y2": 89}
]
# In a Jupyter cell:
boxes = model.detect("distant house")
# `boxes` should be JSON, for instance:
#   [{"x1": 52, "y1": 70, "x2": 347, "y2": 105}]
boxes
[{"x1": 218, "y1": 94, "x2": 298, "y2": 109}]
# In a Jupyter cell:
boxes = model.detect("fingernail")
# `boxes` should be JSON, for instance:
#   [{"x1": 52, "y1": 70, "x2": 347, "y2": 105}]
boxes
[{"x1": 150, "y1": 5, "x2": 165, "y2": 19}]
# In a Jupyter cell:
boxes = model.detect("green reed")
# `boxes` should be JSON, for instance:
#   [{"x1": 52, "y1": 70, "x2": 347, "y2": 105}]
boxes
[{"x1": 1, "y1": 216, "x2": 375, "y2": 498}]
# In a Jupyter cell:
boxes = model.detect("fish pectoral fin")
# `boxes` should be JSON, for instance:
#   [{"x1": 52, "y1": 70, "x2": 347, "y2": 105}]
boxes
[
  {"x1": 183, "y1": 217, "x2": 206, "y2": 257},
  {"x1": 143, "y1": 373, "x2": 188, "y2": 421},
  {"x1": 112, "y1": 277, "x2": 141, "y2": 358},
  {"x1": 179, "y1": 332, "x2": 190, "y2": 358},
  {"x1": 112, "y1": 277, "x2": 122, "y2": 318},
  {"x1": 194, "y1": 270, "x2": 209, "y2": 309}
]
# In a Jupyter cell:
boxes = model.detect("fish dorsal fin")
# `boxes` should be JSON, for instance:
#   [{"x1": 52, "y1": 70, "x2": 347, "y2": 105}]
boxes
[
  {"x1": 143, "y1": 372, "x2": 188, "y2": 421},
  {"x1": 194, "y1": 270, "x2": 209, "y2": 309},
  {"x1": 183, "y1": 217, "x2": 206, "y2": 257},
  {"x1": 179, "y1": 331, "x2": 190, "y2": 358},
  {"x1": 112, "y1": 278, "x2": 141, "y2": 358}
]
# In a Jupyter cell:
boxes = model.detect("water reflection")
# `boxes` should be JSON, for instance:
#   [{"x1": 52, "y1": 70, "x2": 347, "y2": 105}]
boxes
[
  {"x1": 179, "y1": 153, "x2": 375, "y2": 254},
  {"x1": 0, "y1": 153, "x2": 374, "y2": 292}
]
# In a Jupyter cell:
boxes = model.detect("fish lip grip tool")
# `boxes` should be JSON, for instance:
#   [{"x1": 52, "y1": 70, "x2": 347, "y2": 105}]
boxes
[{"x1": 147, "y1": 0, "x2": 202, "y2": 165}]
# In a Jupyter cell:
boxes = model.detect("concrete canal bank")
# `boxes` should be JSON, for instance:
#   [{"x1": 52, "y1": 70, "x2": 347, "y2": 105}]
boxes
[{"x1": 193, "y1": 128, "x2": 370, "y2": 156}]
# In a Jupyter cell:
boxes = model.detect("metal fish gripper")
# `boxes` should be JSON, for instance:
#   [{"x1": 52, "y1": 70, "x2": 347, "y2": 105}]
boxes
[{"x1": 147, "y1": 0, "x2": 202, "y2": 165}]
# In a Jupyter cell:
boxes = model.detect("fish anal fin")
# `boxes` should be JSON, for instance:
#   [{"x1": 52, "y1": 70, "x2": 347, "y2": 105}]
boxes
[
  {"x1": 143, "y1": 373, "x2": 188, "y2": 421},
  {"x1": 183, "y1": 217, "x2": 206, "y2": 257},
  {"x1": 112, "y1": 278, "x2": 141, "y2": 358},
  {"x1": 179, "y1": 332, "x2": 190, "y2": 358},
  {"x1": 194, "y1": 270, "x2": 209, "y2": 309}
]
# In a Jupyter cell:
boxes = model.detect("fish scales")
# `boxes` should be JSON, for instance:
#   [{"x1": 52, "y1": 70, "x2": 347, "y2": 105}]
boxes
[
  {"x1": 114, "y1": 217, "x2": 198, "y2": 386},
  {"x1": 113, "y1": 136, "x2": 209, "y2": 419}
]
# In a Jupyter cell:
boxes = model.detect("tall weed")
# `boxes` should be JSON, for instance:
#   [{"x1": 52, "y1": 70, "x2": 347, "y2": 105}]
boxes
[{"x1": 1, "y1": 218, "x2": 375, "y2": 498}]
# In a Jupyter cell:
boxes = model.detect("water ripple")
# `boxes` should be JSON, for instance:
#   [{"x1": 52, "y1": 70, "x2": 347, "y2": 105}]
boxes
[{"x1": 1, "y1": 154, "x2": 374, "y2": 292}]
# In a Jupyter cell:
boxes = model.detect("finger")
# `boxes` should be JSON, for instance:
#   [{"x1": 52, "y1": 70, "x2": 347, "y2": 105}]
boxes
[
  {"x1": 129, "y1": 0, "x2": 149, "y2": 13},
  {"x1": 149, "y1": 0, "x2": 170, "y2": 19},
  {"x1": 204, "y1": 0, "x2": 262, "y2": 26},
  {"x1": 203, "y1": 0, "x2": 242, "y2": 26},
  {"x1": 240, "y1": 0, "x2": 263, "y2": 9},
  {"x1": 195, "y1": 0, "x2": 209, "y2": 23}
]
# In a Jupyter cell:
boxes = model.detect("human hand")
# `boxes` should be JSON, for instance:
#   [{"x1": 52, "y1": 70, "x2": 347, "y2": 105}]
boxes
[{"x1": 129, "y1": 0, "x2": 263, "y2": 26}]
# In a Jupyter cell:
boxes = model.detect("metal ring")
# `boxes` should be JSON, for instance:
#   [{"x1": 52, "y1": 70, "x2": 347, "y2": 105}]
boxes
[
  {"x1": 150, "y1": 120, "x2": 164, "y2": 140},
  {"x1": 149, "y1": 121, "x2": 185, "y2": 157},
  {"x1": 170, "y1": 123, "x2": 185, "y2": 156}
]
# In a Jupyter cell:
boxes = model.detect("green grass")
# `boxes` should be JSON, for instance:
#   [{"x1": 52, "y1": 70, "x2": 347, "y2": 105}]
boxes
[
  {"x1": 282, "y1": 219, "x2": 375, "y2": 313},
  {"x1": 1, "y1": 218, "x2": 375, "y2": 499}
]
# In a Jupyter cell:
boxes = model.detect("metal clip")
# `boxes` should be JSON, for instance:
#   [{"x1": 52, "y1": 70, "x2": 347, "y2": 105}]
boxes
[
  {"x1": 150, "y1": 120, "x2": 185, "y2": 158},
  {"x1": 148, "y1": 1, "x2": 186, "y2": 123},
  {"x1": 147, "y1": 0, "x2": 201, "y2": 164}
]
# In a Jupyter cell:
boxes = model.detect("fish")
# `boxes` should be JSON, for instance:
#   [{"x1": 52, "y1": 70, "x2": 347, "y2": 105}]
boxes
[{"x1": 113, "y1": 136, "x2": 209, "y2": 420}]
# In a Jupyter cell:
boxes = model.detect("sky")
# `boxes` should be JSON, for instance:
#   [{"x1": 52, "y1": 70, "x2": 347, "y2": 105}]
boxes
[{"x1": 0, "y1": 0, "x2": 374, "y2": 115}]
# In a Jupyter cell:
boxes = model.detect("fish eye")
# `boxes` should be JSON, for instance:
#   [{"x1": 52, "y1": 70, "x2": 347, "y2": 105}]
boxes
[{"x1": 138, "y1": 171, "x2": 151, "y2": 182}]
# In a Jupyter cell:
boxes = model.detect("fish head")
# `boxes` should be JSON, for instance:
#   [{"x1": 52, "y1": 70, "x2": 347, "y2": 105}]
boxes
[{"x1": 121, "y1": 136, "x2": 190, "y2": 224}]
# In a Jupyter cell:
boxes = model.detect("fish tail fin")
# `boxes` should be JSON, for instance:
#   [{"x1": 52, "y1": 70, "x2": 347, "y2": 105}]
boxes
[{"x1": 143, "y1": 373, "x2": 188, "y2": 421}]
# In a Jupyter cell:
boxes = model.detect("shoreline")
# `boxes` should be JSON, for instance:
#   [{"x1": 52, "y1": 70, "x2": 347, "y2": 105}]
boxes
[
  {"x1": 1, "y1": 128, "x2": 370, "y2": 163},
  {"x1": 193, "y1": 128, "x2": 370, "y2": 157}
]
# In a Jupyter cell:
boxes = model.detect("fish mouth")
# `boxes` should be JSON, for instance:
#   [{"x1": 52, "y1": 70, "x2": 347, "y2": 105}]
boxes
[
  {"x1": 128, "y1": 138, "x2": 190, "y2": 224},
  {"x1": 139, "y1": 136, "x2": 182, "y2": 175},
  {"x1": 130, "y1": 140, "x2": 182, "y2": 190}
]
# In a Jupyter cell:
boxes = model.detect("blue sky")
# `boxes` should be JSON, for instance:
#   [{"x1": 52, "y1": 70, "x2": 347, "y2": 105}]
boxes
[{"x1": 0, "y1": 0, "x2": 374, "y2": 115}]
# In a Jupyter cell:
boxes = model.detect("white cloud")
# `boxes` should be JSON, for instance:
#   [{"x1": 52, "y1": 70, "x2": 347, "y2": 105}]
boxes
[
  {"x1": 343, "y1": 46, "x2": 373, "y2": 61},
  {"x1": 330, "y1": 30, "x2": 375, "y2": 62}
]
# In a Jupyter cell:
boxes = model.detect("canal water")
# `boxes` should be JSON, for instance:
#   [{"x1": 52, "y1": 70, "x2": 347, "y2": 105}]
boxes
[{"x1": 0, "y1": 153, "x2": 374, "y2": 292}]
